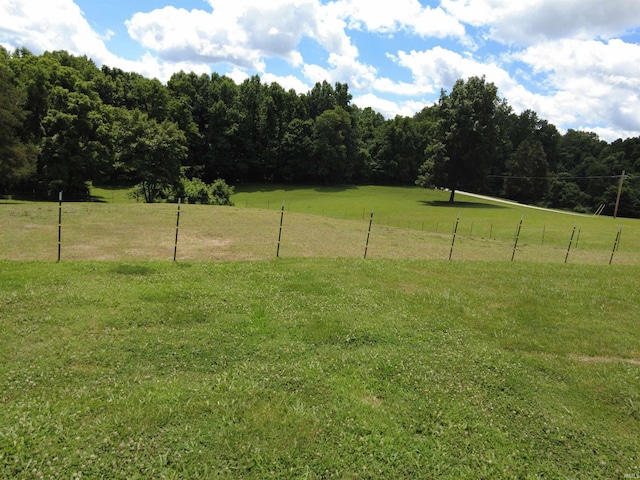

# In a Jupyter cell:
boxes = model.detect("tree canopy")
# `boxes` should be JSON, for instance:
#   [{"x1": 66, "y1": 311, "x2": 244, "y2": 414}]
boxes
[{"x1": 1, "y1": 47, "x2": 639, "y2": 217}]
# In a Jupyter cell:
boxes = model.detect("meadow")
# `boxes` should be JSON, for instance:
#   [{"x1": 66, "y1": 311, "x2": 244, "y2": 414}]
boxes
[
  {"x1": 1, "y1": 185, "x2": 639, "y2": 478},
  {"x1": 1, "y1": 185, "x2": 639, "y2": 264}
]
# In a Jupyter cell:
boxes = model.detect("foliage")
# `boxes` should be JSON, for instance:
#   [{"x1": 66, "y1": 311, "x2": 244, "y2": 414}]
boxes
[
  {"x1": 0, "y1": 47, "x2": 639, "y2": 216},
  {"x1": 118, "y1": 111, "x2": 187, "y2": 203},
  {"x1": 312, "y1": 106, "x2": 355, "y2": 183},
  {"x1": 171, "y1": 177, "x2": 235, "y2": 205},
  {"x1": 544, "y1": 175, "x2": 591, "y2": 211},
  {"x1": 417, "y1": 76, "x2": 502, "y2": 202},
  {"x1": 0, "y1": 64, "x2": 38, "y2": 190},
  {"x1": 504, "y1": 138, "x2": 548, "y2": 203}
]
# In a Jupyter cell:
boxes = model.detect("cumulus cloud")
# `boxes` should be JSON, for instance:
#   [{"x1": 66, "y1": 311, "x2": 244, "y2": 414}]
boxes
[
  {"x1": 0, "y1": 0, "x2": 111, "y2": 60},
  {"x1": 511, "y1": 38, "x2": 640, "y2": 140},
  {"x1": 262, "y1": 72, "x2": 311, "y2": 93},
  {"x1": 334, "y1": 0, "x2": 466, "y2": 39},
  {"x1": 125, "y1": 0, "x2": 353, "y2": 72},
  {"x1": 0, "y1": 0, "x2": 211, "y2": 82},
  {"x1": 441, "y1": 0, "x2": 640, "y2": 44},
  {"x1": 352, "y1": 93, "x2": 425, "y2": 118},
  {"x1": 392, "y1": 46, "x2": 516, "y2": 95}
]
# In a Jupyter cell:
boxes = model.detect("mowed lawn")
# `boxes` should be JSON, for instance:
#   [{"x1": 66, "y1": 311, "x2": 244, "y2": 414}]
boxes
[
  {"x1": 1, "y1": 259, "x2": 639, "y2": 478},
  {"x1": 1, "y1": 185, "x2": 639, "y2": 478}
]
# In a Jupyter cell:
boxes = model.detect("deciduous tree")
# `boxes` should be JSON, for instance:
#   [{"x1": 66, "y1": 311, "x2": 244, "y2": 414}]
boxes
[{"x1": 417, "y1": 76, "x2": 502, "y2": 202}]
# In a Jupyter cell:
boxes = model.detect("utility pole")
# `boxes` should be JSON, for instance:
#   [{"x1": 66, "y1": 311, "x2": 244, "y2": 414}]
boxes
[{"x1": 613, "y1": 171, "x2": 626, "y2": 219}]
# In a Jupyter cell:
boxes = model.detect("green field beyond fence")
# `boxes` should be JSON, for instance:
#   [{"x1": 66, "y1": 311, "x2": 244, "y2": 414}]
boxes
[{"x1": 2, "y1": 185, "x2": 639, "y2": 264}]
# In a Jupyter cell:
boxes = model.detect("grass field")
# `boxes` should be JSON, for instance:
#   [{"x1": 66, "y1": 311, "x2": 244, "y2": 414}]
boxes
[
  {"x1": 2, "y1": 184, "x2": 639, "y2": 264},
  {"x1": 1, "y1": 185, "x2": 639, "y2": 478},
  {"x1": 1, "y1": 260, "x2": 638, "y2": 478}
]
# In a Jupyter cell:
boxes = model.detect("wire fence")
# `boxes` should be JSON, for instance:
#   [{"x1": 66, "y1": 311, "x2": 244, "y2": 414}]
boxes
[{"x1": 1, "y1": 199, "x2": 638, "y2": 266}]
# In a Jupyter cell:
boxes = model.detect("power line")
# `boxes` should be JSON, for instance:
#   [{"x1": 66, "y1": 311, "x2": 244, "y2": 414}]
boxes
[{"x1": 488, "y1": 174, "x2": 635, "y2": 180}]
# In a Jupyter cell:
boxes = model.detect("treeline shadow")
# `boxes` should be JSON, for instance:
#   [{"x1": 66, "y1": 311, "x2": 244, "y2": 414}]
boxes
[
  {"x1": 235, "y1": 183, "x2": 358, "y2": 194},
  {"x1": 420, "y1": 200, "x2": 507, "y2": 210}
]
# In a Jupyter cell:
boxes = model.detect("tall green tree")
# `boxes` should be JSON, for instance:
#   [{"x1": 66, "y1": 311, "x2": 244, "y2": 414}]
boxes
[
  {"x1": 115, "y1": 110, "x2": 187, "y2": 202},
  {"x1": 0, "y1": 61, "x2": 38, "y2": 189},
  {"x1": 371, "y1": 116, "x2": 425, "y2": 184},
  {"x1": 280, "y1": 118, "x2": 314, "y2": 182},
  {"x1": 201, "y1": 74, "x2": 240, "y2": 181},
  {"x1": 504, "y1": 138, "x2": 548, "y2": 203},
  {"x1": 417, "y1": 76, "x2": 502, "y2": 202},
  {"x1": 39, "y1": 85, "x2": 111, "y2": 199},
  {"x1": 312, "y1": 106, "x2": 353, "y2": 183}
]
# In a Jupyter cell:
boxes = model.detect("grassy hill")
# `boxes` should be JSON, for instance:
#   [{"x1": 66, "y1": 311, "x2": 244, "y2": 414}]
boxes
[{"x1": 1, "y1": 185, "x2": 639, "y2": 478}]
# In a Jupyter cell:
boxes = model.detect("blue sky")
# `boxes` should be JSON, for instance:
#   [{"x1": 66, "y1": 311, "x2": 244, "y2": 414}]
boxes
[{"x1": 2, "y1": 0, "x2": 640, "y2": 141}]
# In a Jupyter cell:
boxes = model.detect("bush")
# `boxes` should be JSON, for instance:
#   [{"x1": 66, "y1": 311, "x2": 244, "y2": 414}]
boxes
[
  {"x1": 169, "y1": 178, "x2": 234, "y2": 205},
  {"x1": 209, "y1": 178, "x2": 235, "y2": 206}
]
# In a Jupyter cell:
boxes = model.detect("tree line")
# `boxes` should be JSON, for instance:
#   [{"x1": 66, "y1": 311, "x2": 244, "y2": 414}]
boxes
[{"x1": 1, "y1": 47, "x2": 639, "y2": 216}]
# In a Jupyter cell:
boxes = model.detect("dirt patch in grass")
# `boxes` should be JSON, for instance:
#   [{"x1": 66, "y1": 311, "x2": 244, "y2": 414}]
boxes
[{"x1": 570, "y1": 355, "x2": 640, "y2": 366}]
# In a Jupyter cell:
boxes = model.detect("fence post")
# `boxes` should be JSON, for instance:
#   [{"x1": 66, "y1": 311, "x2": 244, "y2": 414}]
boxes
[
  {"x1": 511, "y1": 216, "x2": 523, "y2": 261},
  {"x1": 276, "y1": 202, "x2": 285, "y2": 258},
  {"x1": 609, "y1": 226, "x2": 622, "y2": 265},
  {"x1": 57, "y1": 191, "x2": 62, "y2": 262},
  {"x1": 565, "y1": 224, "x2": 576, "y2": 264},
  {"x1": 449, "y1": 212, "x2": 460, "y2": 261},
  {"x1": 173, "y1": 198, "x2": 181, "y2": 262},
  {"x1": 364, "y1": 209, "x2": 374, "y2": 259}
]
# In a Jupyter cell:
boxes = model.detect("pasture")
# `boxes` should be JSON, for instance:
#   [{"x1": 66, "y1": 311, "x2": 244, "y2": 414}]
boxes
[
  {"x1": 1, "y1": 185, "x2": 639, "y2": 478},
  {"x1": 1, "y1": 185, "x2": 639, "y2": 264}
]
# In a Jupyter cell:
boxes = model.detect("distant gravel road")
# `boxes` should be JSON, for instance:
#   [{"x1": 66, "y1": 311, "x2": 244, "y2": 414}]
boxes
[{"x1": 458, "y1": 191, "x2": 588, "y2": 217}]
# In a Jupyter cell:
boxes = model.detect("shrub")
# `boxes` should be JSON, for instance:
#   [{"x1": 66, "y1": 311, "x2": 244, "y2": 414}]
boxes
[{"x1": 168, "y1": 177, "x2": 234, "y2": 205}]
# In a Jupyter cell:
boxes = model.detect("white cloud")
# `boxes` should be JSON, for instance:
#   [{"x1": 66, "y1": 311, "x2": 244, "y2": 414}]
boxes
[
  {"x1": 302, "y1": 63, "x2": 331, "y2": 84},
  {"x1": 0, "y1": 0, "x2": 209, "y2": 83},
  {"x1": 125, "y1": 0, "x2": 348, "y2": 72},
  {"x1": 512, "y1": 39, "x2": 640, "y2": 139},
  {"x1": 227, "y1": 67, "x2": 250, "y2": 85},
  {"x1": 262, "y1": 73, "x2": 310, "y2": 93},
  {"x1": 313, "y1": 1, "x2": 359, "y2": 58},
  {"x1": 441, "y1": 0, "x2": 640, "y2": 44},
  {"x1": 371, "y1": 75, "x2": 436, "y2": 97},
  {"x1": 0, "y1": 0, "x2": 111, "y2": 60},
  {"x1": 393, "y1": 46, "x2": 515, "y2": 94},
  {"x1": 333, "y1": 0, "x2": 466, "y2": 39},
  {"x1": 352, "y1": 93, "x2": 423, "y2": 118}
]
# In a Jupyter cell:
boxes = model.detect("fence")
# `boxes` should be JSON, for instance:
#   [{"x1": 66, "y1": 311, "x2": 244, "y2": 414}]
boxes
[{"x1": 1, "y1": 199, "x2": 637, "y2": 265}]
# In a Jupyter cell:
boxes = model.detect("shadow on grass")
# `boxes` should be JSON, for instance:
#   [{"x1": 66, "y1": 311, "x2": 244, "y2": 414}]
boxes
[
  {"x1": 111, "y1": 264, "x2": 156, "y2": 276},
  {"x1": 89, "y1": 185, "x2": 136, "y2": 203},
  {"x1": 234, "y1": 183, "x2": 358, "y2": 194},
  {"x1": 421, "y1": 200, "x2": 507, "y2": 209}
]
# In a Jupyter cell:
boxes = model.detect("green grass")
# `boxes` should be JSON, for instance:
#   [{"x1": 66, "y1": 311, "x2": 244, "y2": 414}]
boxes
[
  {"x1": 1, "y1": 185, "x2": 639, "y2": 477},
  {"x1": 1, "y1": 259, "x2": 638, "y2": 478},
  {"x1": 90, "y1": 185, "x2": 138, "y2": 203},
  {"x1": 1, "y1": 184, "x2": 639, "y2": 264}
]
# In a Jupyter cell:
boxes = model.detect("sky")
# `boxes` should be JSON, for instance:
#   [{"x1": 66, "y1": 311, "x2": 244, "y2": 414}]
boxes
[{"x1": 1, "y1": 0, "x2": 640, "y2": 142}]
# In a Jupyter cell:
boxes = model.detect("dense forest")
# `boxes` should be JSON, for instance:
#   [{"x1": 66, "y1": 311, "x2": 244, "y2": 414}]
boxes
[{"x1": 1, "y1": 47, "x2": 639, "y2": 216}]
